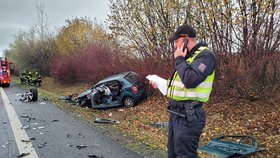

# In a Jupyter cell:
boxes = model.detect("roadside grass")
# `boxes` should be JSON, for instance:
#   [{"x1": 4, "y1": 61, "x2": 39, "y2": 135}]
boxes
[{"x1": 12, "y1": 76, "x2": 280, "y2": 158}]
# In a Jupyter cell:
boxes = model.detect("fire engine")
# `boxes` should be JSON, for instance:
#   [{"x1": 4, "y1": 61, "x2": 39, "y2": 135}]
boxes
[{"x1": 0, "y1": 57, "x2": 14, "y2": 87}]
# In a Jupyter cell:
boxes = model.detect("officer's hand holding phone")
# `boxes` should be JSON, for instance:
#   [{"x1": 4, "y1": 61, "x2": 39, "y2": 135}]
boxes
[{"x1": 174, "y1": 40, "x2": 187, "y2": 58}]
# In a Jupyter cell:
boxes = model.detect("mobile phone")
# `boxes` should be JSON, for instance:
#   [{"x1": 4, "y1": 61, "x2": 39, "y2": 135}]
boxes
[{"x1": 183, "y1": 38, "x2": 188, "y2": 52}]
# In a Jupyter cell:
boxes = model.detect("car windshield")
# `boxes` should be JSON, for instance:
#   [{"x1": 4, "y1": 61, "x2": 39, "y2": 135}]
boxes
[{"x1": 124, "y1": 72, "x2": 139, "y2": 83}]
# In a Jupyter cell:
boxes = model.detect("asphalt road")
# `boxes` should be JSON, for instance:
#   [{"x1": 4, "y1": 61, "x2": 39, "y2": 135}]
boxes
[{"x1": 0, "y1": 83, "x2": 143, "y2": 158}]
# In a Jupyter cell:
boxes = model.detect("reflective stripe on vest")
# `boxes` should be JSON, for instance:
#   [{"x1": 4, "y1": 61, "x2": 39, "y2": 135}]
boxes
[{"x1": 166, "y1": 46, "x2": 215, "y2": 102}]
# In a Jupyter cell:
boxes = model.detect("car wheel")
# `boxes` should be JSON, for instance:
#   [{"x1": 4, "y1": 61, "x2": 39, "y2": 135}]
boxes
[
  {"x1": 30, "y1": 88, "x2": 38, "y2": 101},
  {"x1": 123, "y1": 97, "x2": 135, "y2": 107}
]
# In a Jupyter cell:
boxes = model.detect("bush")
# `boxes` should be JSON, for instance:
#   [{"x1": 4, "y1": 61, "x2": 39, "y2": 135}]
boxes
[
  {"x1": 50, "y1": 42, "x2": 175, "y2": 93},
  {"x1": 51, "y1": 39, "x2": 280, "y2": 102},
  {"x1": 122, "y1": 56, "x2": 173, "y2": 81},
  {"x1": 217, "y1": 51, "x2": 280, "y2": 101},
  {"x1": 50, "y1": 43, "x2": 123, "y2": 84}
]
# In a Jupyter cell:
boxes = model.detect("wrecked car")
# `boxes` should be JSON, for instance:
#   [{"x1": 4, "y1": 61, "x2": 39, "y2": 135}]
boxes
[{"x1": 76, "y1": 71, "x2": 146, "y2": 108}]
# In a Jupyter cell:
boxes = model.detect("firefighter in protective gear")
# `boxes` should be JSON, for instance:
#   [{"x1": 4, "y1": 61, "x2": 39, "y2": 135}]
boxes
[
  {"x1": 35, "y1": 71, "x2": 41, "y2": 78},
  {"x1": 34, "y1": 71, "x2": 42, "y2": 86},
  {"x1": 150, "y1": 24, "x2": 216, "y2": 158},
  {"x1": 27, "y1": 71, "x2": 33, "y2": 84},
  {"x1": 20, "y1": 71, "x2": 27, "y2": 84}
]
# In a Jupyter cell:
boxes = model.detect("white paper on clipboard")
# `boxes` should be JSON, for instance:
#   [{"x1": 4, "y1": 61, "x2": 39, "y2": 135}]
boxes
[{"x1": 146, "y1": 74, "x2": 167, "y2": 95}]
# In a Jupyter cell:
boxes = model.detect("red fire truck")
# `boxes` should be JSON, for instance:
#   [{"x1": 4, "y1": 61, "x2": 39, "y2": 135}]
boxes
[{"x1": 0, "y1": 57, "x2": 14, "y2": 87}]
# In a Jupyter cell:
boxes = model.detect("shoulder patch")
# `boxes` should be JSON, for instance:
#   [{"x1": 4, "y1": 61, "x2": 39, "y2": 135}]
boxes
[{"x1": 198, "y1": 63, "x2": 206, "y2": 73}]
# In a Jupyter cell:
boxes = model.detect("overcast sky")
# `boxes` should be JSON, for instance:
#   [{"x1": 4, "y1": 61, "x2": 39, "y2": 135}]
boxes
[{"x1": 0, "y1": 0, "x2": 110, "y2": 56}]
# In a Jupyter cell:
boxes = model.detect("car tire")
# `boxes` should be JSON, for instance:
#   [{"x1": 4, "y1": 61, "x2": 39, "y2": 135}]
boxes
[
  {"x1": 123, "y1": 97, "x2": 135, "y2": 107},
  {"x1": 30, "y1": 88, "x2": 38, "y2": 101}
]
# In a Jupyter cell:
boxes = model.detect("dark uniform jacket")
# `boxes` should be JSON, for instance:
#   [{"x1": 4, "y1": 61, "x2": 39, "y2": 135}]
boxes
[{"x1": 169, "y1": 42, "x2": 216, "y2": 104}]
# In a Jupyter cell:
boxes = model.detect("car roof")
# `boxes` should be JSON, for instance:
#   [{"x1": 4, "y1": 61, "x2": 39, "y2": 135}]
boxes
[{"x1": 96, "y1": 71, "x2": 134, "y2": 84}]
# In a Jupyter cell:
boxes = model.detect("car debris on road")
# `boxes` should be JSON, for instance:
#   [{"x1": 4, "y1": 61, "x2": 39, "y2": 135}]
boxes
[
  {"x1": 94, "y1": 118, "x2": 120, "y2": 124},
  {"x1": 20, "y1": 114, "x2": 29, "y2": 118},
  {"x1": 59, "y1": 94, "x2": 77, "y2": 101},
  {"x1": 149, "y1": 122, "x2": 169, "y2": 128},
  {"x1": 88, "y1": 154, "x2": 104, "y2": 158},
  {"x1": 17, "y1": 153, "x2": 30, "y2": 158},
  {"x1": 21, "y1": 139, "x2": 30, "y2": 143},
  {"x1": 21, "y1": 125, "x2": 30, "y2": 130},
  {"x1": 199, "y1": 135, "x2": 266, "y2": 158},
  {"x1": 18, "y1": 88, "x2": 38, "y2": 102},
  {"x1": 38, "y1": 142, "x2": 47, "y2": 148},
  {"x1": 76, "y1": 145, "x2": 87, "y2": 149},
  {"x1": 1, "y1": 142, "x2": 9, "y2": 148}
]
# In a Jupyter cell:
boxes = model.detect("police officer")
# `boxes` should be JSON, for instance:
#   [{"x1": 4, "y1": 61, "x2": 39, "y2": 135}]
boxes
[{"x1": 150, "y1": 24, "x2": 216, "y2": 158}]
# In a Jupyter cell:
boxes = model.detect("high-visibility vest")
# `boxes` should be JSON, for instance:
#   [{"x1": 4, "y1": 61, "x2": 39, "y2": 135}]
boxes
[{"x1": 166, "y1": 46, "x2": 215, "y2": 102}]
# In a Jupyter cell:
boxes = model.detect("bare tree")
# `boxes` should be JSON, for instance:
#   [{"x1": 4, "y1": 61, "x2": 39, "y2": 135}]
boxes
[
  {"x1": 34, "y1": 1, "x2": 50, "y2": 40},
  {"x1": 108, "y1": 0, "x2": 280, "y2": 100},
  {"x1": 109, "y1": 0, "x2": 196, "y2": 59}
]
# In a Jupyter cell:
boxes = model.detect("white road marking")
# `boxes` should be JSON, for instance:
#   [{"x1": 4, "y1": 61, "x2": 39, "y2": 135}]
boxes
[{"x1": 0, "y1": 88, "x2": 39, "y2": 158}]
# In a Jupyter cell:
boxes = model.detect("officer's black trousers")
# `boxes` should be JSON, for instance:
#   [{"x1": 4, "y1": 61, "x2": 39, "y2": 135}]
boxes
[{"x1": 168, "y1": 106, "x2": 206, "y2": 158}]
